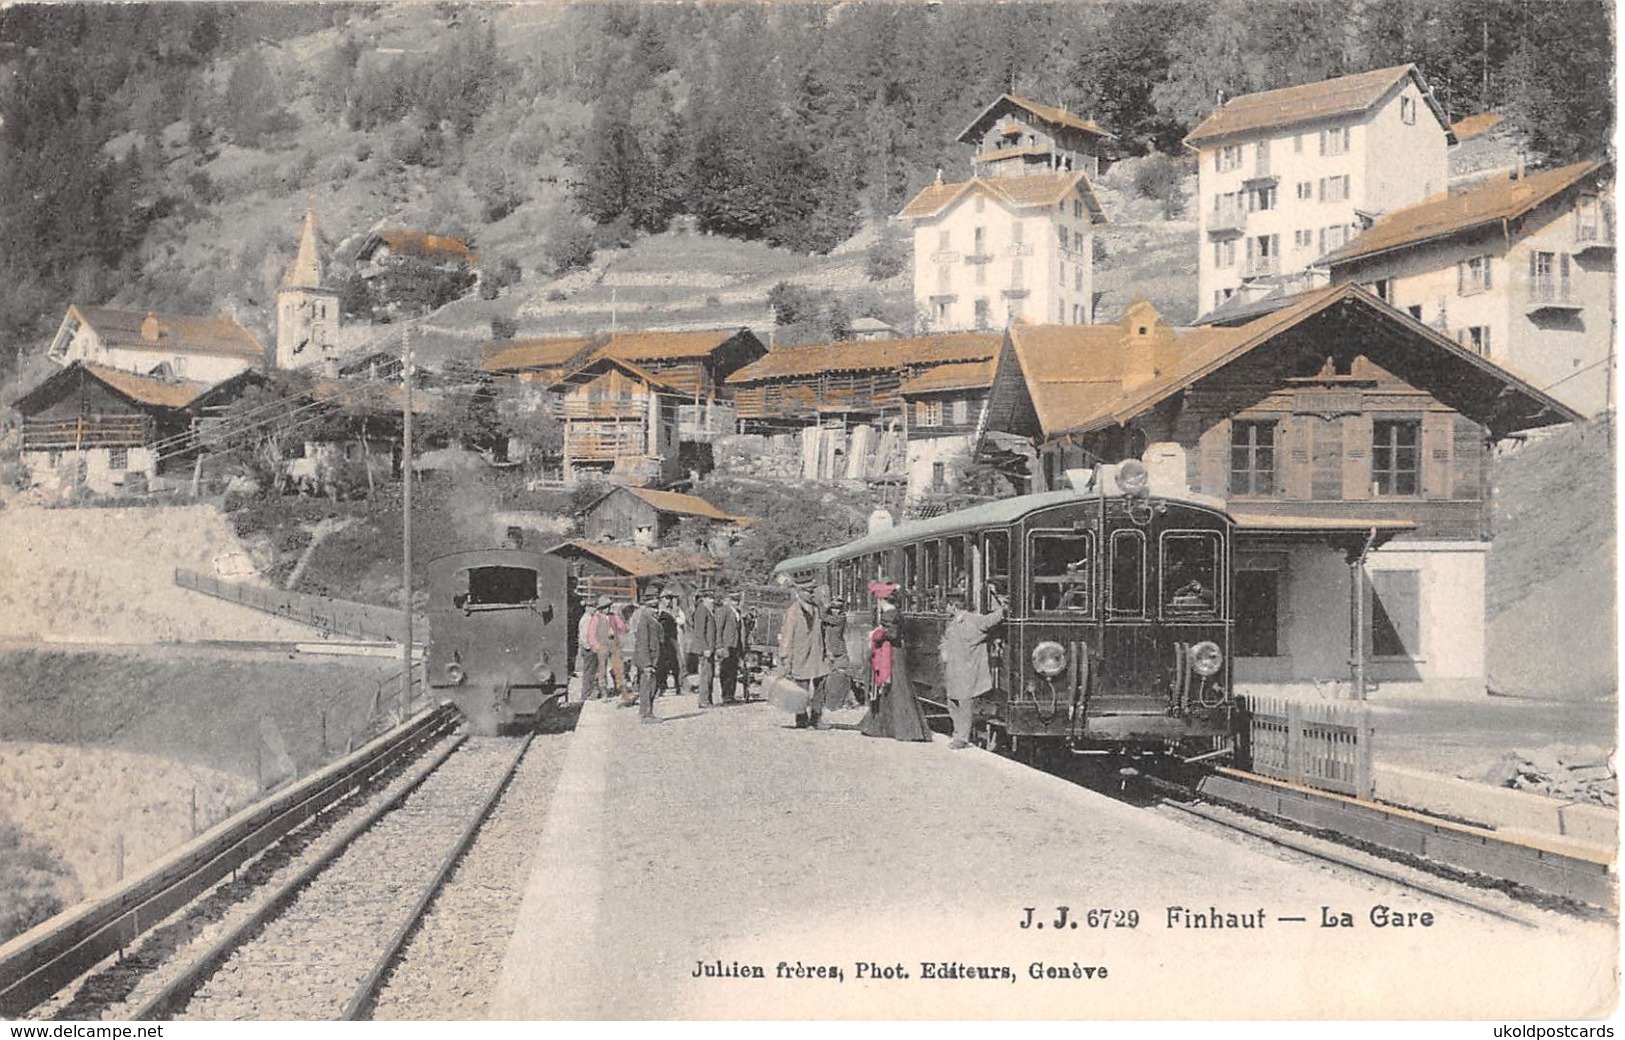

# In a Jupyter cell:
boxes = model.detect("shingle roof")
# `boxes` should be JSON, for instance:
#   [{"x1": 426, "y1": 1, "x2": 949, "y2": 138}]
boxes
[
  {"x1": 13, "y1": 361, "x2": 213, "y2": 413},
  {"x1": 958, "y1": 94, "x2": 1116, "y2": 144},
  {"x1": 613, "y1": 487, "x2": 749, "y2": 524},
  {"x1": 482, "y1": 335, "x2": 600, "y2": 374},
  {"x1": 72, "y1": 305, "x2": 266, "y2": 363},
  {"x1": 1183, "y1": 65, "x2": 1453, "y2": 146},
  {"x1": 546, "y1": 540, "x2": 720, "y2": 579},
  {"x1": 1016, "y1": 284, "x2": 1580, "y2": 439},
  {"x1": 360, "y1": 229, "x2": 479, "y2": 264},
  {"x1": 481, "y1": 328, "x2": 762, "y2": 375},
  {"x1": 726, "y1": 332, "x2": 1001, "y2": 384},
  {"x1": 1451, "y1": 112, "x2": 1504, "y2": 142},
  {"x1": 899, "y1": 359, "x2": 996, "y2": 396},
  {"x1": 897, "y1": 171, "x2": 1106, "y2": 223},
  {"x1": 1320, "y1": 160, "x2": 1607, "y2": 267},
  {"x1": 547, "y1": 353, "x2": 685, "y2": 396}
]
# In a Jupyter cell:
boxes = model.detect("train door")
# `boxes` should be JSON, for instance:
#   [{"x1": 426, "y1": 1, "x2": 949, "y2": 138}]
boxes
[
  {"x1": 1096, "y1": 526, "x2": 1153, "y2": 712},
  {"x1": 981, "y1": 530, "x2": 1011, "y2": 700}
]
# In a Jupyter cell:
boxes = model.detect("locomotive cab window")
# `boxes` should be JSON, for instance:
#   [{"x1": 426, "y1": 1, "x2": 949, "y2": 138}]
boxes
[
  {"x1": 1109, "y1": 529, "x2": 1146, "y2": 618},
  {"x1": 1030, "y1": 532, "x2": 1093, "y2": 615},
  {"x1": 1160, "y1": 532, "x2": 1221, "y2": 618},
  {"x1": 461, "y1": 566, "x2": 539, "y2": 608},
  {"x1": 982, "y1": 531, "x2": 1010, "y2": 609}
]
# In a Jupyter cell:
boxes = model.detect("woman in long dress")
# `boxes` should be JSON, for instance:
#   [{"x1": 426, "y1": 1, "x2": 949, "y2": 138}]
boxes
[{"x1": 860, "y1": 584, "x2": 932, "y2": 742}]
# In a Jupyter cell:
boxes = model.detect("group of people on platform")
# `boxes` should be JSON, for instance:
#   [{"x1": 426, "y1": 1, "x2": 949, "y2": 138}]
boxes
[
  {"x1": 776, "y1": 577, "x2": 1007, "y2": 750},
  {"x1": 576, "y1": 587, "x2": 750, "y2": 724},
  {"x1": 575, "y1": 577, "x2": 1007, "y2": 746}
]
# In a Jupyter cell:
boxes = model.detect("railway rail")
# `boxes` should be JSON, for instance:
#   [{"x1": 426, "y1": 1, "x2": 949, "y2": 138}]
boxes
[
  {"x1": 0, "y1": 708, "x2": 533, "y2": 1021},
  {"x1": 1073, "y1": 756, "x2": 1614, "y2": 918}
]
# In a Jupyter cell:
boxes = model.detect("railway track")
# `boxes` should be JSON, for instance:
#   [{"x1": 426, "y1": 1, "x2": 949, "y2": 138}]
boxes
[
  {"x1": 1, "y1": 708, "x2": 535, "y2": 1021},
  {"x1": 1048, "y1": 753, "x2": 1612, "y2": 921}
]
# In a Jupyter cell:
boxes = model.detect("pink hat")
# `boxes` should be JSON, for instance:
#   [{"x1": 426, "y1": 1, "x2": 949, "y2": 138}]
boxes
[{"x1": 868, "y1": 580, "x2": 899, "y2": 599}]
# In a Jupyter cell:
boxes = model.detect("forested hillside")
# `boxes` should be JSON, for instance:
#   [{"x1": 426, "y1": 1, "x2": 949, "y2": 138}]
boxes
[{"x1": 0, "y1": 1, "x2": 1612, "y2": 372}]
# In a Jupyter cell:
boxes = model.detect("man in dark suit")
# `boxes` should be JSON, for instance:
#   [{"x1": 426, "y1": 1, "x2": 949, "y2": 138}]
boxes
[
  {"x1": 629, "y1": 590, "x2": 665, "y2": 723},
  {"x1": 690, "y1": 588, "x2": 720, "y2": 707},
  {"x1": 716, "y1": 590, "x2": 748, "y2": 703}
]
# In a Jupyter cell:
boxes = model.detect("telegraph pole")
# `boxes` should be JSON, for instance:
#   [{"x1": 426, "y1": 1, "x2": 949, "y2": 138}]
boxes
[{"x1": 401, "y1": 326, "x2": 414, "y2": 713}]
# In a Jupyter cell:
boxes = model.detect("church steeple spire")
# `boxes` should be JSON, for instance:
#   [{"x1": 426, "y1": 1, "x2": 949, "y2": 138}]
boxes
[{"x1": 284, "y1": 208, "x2": 325, "y2": 289}]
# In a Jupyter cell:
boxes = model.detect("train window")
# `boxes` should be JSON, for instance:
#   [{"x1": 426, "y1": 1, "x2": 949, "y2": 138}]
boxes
[
  {"x1": 902, "y1": 544, "x2": 918, "y2": 599},
  {"x1": 464, "y1": 566, "x2": 539, "y2": 607},
  {"x1": 982, "y1": 531, "x2": 1010, "y2": 610},
  {"x1": 1160, "y1": 532, "x2": 1221, "y2": 617},
  {"x1": 1030, "y1": 532, "x2": 1093, "y2": 614},
  {"x1": 945, "y1": 537, "x2": 968, "y2": 597},
  {"x1": 1109, "y1": 529, "x2": 1146, "y2": 618},
  {"x1": 923, "y1": 540, "x2": 943, "y2": 608}
]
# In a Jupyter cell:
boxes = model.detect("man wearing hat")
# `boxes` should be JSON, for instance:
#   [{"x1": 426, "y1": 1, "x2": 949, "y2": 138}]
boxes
[
  {"x1": 585, "y1": 595, "x2": 626, "y2": 701},
  {"x1": 821, "y1": 595, "x2": 855, "y2": 710},
  {"x1": 653, "y1": 589, "x2": 683, "y2": 698},
  {"x1": 779, "y1": 580, "x2": 831, "y2": 728},
  {"x1": 576, "y1": 602, "x2": 600, "y2": 702},
  {"x1": 941, "y1": 586, "x2": 1006, "y2": 749},
  {"x1": 628, "y1": 588, "x2": 665, "y2": 721},
  {"x1": 690, "y1": 587, "x2": 721, "y2": 708},
  {"x1": 715, "y1": 589, "x2": 748, "y2": 703}
]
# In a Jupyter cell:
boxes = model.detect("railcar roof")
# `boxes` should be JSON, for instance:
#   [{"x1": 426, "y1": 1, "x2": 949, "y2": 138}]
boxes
[{"x1": 775, "y1": 487, "x2": 1227, "y2": 574}]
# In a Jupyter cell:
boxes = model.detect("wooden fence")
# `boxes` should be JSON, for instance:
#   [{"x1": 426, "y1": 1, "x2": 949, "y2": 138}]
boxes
[
  {"x1": 1238, "y1": 693, "x2": 1374, "y2": 799},
  {"x1": 174, "y1": 568, "x2": 413, "y2": 643}
]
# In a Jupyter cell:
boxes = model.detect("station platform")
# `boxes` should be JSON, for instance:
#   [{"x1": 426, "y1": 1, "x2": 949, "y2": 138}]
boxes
[{"x1": 488, "y1": 697, "x2": 1614, "y2": 1020}]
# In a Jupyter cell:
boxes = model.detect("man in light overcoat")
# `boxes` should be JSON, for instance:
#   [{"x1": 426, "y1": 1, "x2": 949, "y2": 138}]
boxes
[
  {"x1": 779, "y1": 583, "x2": 832, "y2": 728},
  {"x1": 941, "y1": 587, "x2": 1005, "y2": 749}
]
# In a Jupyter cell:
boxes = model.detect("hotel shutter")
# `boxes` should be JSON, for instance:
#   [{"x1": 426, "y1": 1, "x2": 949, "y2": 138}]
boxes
[
  {"x1": 1198, "y1": 418, "x2": 1231, "y2": 495},
  {"x1": 1421, "y1": 411, "x2": 1454, "y2": 499},
  {"x1": 1340, "y1": 414, "x2": 1373, "y2": 500},
  {"x1": 1280, "y1": 417, "x2": 1313, "y2": 500}
]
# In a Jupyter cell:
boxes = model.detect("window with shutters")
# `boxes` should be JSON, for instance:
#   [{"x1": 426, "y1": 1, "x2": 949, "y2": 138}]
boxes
[
  {"x1": 1073, "y1": 264, "x2": 1083, "y2": 291},
  {"x1": 1459, "y1": 325, "x2": 1491, "y2": 354},
  {"x1": 916, "y1": 400, "x2": 943, "y2": 427},
  {"x1": 1458, "y1": 255, "x2": 1492, "y2": 296},
  {"x1": 974, "y1": 298, "x2": 991, "y2": 329},
  {"x1": 1576, "y1": 196, "x2": 1603, "y2": 242},
  {"x1": 1369, "y1": 569, "x2": 1421, "y2": 658},
  {"x1": 1294, "y1": 229, "x2": 1313, "y2": 249},
  {"x1": 1010, "y1": 258, "x2": 1025, "y2": 289},
  {"x1": 1216, "y1": 145, "x2": 1243, "y2": 172},
  {"x1": 1296, "y1": 181, "x2": 1312, "y2": 201},
  {"x1": 1214, "y1": 239, "x2": 1237, "y2": 268},
  {"x1": 1230, "y1": 421, "x2": 1276, "y2": 496},
  {"x1": 1319, "y1": 175, "x2": 1350, "y2": 203},
  {"x1": 951, "y1": 398, "x2": 970, "y2": 424},
  {"x1": 1319, "y1": 225, "x2": 1349, "y2": 252},
  {"x1": 1529, "y1": 251, "x2": 1572, "y2": 303},
  {"x1": 1320, "y1": 126, "x2": 1351, "y2": 156},
  {"x1": 1371, "y1": 420, "x2": 1419, "y2": 496}
]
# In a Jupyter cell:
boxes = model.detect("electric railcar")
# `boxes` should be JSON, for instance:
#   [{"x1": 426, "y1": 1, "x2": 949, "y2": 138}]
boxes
[
  {"x1": 425, "y1": 548, "x2": 572, "y2": 734},
  {"x1": 773, "y1": 462, "x2": 1236, "y2": 756}
]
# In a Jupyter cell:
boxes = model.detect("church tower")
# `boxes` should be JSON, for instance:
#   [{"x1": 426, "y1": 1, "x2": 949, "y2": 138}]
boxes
[{"x1": 276, "y1": 209, "x2": 343, "y2": 369}]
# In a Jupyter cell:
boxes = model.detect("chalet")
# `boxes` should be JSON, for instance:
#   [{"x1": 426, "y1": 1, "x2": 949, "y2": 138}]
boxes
[
  {"x1": 959, "y1": 93, "x2": 1117, "y2": 180},
  {"x1": 1320, "y1": 160, "x2": 1614, "y2": 416},
  {"x1": 982, "y1": 286, "x2": 1581, "y2": 699},
  {"x1": 355, "y1": 229, "x2": 480, "y2": 271},
  {"x1": 482, "y1": 328, "x2": 766, "y2": 440},
  {"x1": 725, "y1": 332, "x2": 1000, "y2": 430},
  {"x1": 46, "y1": 304, "x2": 266, "y2": 384},
  {"x1": 1186, "y1": 65, "x2": 1454, "y2": 316},
  {"x1": 546, "y1": 539, "x2": 719, "y2": 602},
  {"x1": 548, "y1": 355, "x2": 684, "y2": 487},
  {"x1": 898, "y1": 358, "x2": 995, "y2": 498},
  {"x1": 13, "y1": 362, "x2": 253, "y2": 495},
  {"x1": 580, "y1": 486, "x2": 749, "y2": 551}
]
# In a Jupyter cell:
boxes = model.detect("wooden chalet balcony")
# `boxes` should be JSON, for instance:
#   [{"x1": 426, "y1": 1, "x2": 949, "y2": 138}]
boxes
[
  {"x1": 559, "y1": 396, "x2": 646, "y2": 420},
  {"x1": 733, "y1": 372, "x2": 901, "y2": 420},
  {"x1": 22, "y1": 416, "x2": 152, "y2": 450},
  {"x1": 565, "y1": 422, "x2": 647, "y2": 459}
]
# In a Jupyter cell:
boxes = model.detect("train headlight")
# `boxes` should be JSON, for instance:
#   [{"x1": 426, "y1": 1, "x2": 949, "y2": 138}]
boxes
[
  {"x1": 1031, "y1": 641, "x2": 1067, "y2": 678},
  {"x1": 445, "y1": 662, "x2": 466, "y2": 686},
  {"x1": 1188, "y1": 641, "x2": 1224, "y2": 677},
  {"x1": 1117, "y1": 459, "x2": 1150, "y2": 495}
]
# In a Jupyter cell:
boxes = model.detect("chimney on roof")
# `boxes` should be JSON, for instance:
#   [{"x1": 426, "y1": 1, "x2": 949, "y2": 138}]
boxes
[
  {"x1": 1119, "y1": 300, "x2": 1163, "y2": 389},
  {"x1": 1216, "y1": 89, "x2": 1226, "y2": 107},
  {"x1": 1515, "y1": 151, "x2": 1526, "y2": 180},
  {"x1": 141, "y1": 312, "x2": 161, "y2": 343}
]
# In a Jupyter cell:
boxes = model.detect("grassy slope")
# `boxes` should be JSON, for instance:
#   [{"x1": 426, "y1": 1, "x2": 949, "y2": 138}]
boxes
[{"x1": 1485, "y1": 419, "x2": 1616, "y2": 699}]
